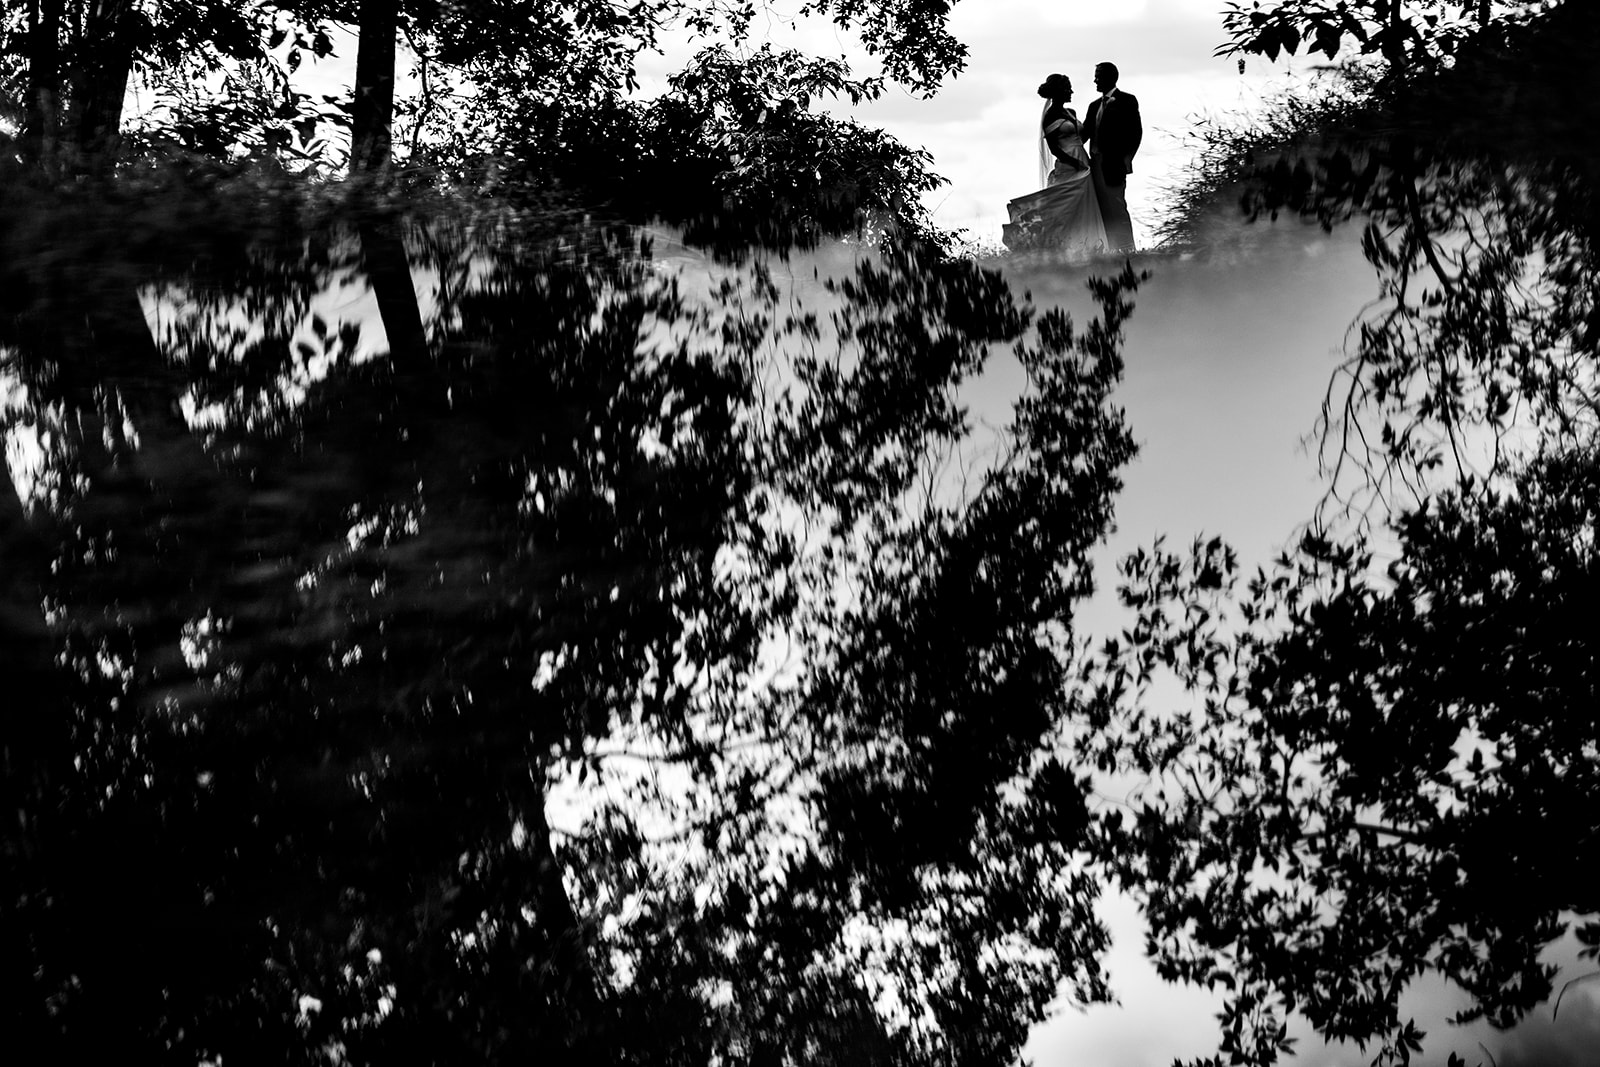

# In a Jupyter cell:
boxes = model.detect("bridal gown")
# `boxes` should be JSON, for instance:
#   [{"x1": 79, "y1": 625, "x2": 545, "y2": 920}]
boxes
[{"x1": 1002, "y1": 108, "x2": 1109, "y2": 257}]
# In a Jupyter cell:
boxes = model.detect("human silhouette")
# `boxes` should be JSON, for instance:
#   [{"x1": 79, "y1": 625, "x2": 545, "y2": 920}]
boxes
[
  {"x1": 1084, "y1": 62, "x2": 1142, "y2": 252},
  {"x1": 1001, "y1": 73, "x2": 1109, "y2": 257}
]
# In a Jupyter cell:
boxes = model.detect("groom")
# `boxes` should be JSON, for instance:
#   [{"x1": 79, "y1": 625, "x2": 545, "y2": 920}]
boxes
[{"x1": 1085, "y1": 61, "x2": 1142, "y2": 252}]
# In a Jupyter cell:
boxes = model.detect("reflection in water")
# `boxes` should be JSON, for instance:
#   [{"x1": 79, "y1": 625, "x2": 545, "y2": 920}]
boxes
[
  {"x1": 6, "y1": 9, "x2": 1600, "y2": 1054},
  {"x1": 1, "y1": 175, "x2": 1140, "y2": 1063},
  {"x1": 1013, "y1": 216, "x2": 1600, "y2": 1067},
  {"x1": 1030, "y1": 4, "x2": 1600, "y2": 1063}
]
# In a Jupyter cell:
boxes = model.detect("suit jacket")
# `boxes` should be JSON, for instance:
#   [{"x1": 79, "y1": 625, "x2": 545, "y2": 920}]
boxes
[{"x1": 1085, "y1": 90, "x2": 1142, "y2": 180}]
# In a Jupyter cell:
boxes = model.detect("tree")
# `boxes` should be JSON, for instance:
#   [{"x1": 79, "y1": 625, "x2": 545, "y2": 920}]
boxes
[
  {"x1": 2, "y1": 0, "x2": 961, "y2": 247},
  {"x1": 1192, "y1": 0, "x2": 1600, "y2": 514},
  {"x1": 0, "y1": 3, "x2": 1148, "y2": 1062},
  {"x1": 1216, "y1": 0, "x2": 1544, "y2": 75},
  {"x1": 1089, "y1": 3, "x2": 1600, "y2": 1065},
  {"x1": 0, "y1": 0, "x2": 316, "y2": 168},
  {"x1": 1, "y1": 162, "x2": 1146, "y2": 1062}
]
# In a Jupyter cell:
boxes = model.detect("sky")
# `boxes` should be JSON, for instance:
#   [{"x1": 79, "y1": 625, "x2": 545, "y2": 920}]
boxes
[
  {"x1": 846, "y1": 0, "x2": 1307, "y2": 245},
  {"x1": 625, "y1": 0, "x2": 1325, "y2": 248}
]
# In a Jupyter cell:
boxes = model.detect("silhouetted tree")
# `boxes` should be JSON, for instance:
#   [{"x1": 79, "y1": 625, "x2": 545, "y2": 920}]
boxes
[
  {"x1": 0, "y1": 0, "x2": 321, "y2": 168},
  {"x1": 1, "y1": 166, "x2": 1144, "y2": 1063},
  {"x1": 1092, "y1": 4, "x2": 1600, "y2": 1065},
  {"x1": 1216, "y1": 0, "x2": 1545, "y2": 75}
]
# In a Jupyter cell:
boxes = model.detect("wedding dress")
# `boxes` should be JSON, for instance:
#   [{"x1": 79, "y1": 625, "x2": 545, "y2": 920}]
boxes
[{"x1": 1002, "y1": 105, "x2": 1108, "y2": 257}]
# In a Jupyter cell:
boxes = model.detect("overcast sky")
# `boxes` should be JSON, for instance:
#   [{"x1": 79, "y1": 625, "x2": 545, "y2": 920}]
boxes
[
  {"x1": 848, "y1": 0, "x2": 1309, "y2": 245},
  {"x1": 625, "y1": 0, "x2": 1321, "y2": 247}
]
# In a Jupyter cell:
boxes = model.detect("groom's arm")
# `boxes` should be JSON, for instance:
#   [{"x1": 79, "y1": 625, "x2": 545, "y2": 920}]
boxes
[{"x1": 1123, "y1": 94, "x2": 1143, "y2": 173}]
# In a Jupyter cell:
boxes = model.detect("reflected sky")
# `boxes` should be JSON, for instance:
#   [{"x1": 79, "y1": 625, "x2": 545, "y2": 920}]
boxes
[
  {"x1": 981, "y1": 218, "x2": 1600, "y2": 1067},
  {"x1": 4, "y1": 171, "x2": 1595, "y2": 1065}
]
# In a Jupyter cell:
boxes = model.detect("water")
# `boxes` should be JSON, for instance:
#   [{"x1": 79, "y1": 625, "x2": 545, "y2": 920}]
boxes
[
  {"x1": 4, "y1": 139, "x2": 1596, "y2": 1065},
  {"x1": 4, "y1": 174, "x2": 1139, "y2": 1059}
]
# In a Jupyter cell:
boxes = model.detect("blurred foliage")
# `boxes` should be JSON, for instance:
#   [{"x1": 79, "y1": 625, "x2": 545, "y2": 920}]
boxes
[
  {"x1": 1099, "y1": 3, "x2": 1600, "y2": 1065},
  {"x1": 1, "y1": 0, "x2": 963, "y2": 245},
  {"x1": 0, "y1": 155, "x2": 1144, "y2": 1063},
  {"x1": 1, "y1": 6, "x2": 1100, "y2": 1056}
]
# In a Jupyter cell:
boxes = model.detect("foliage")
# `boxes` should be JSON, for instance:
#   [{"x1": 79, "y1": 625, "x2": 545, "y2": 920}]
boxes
[
  {"x1": 394, "y1": 0, "x2": 965, "y2": 243},
  {"x1": 426, "y1": 42, "x2": 946, "y2": 255},
  {"x1": 1152, "y1": 63, "x2": 1384, "y2": 248},
  {"x1": 1100, "y1": 3, "x2": 1600, "y2": 1064},
  {"x1": 0, "y1": 167, "x2": 1143, "y2": 1063},
  {"x1": 0, "y1": 0, "x2": 339, "y2": 166},
  {"x1": 1085, "y1": 450, "x2": 1598, "y2": 1066},
  {"x1": 2, "y1": 0, "x2": 969, "y2": 246},
  {"x1": 1224, "y1": 1, "x2": 1600, "y2": 515},
  {"x1": 0, "y1": 0, "x2": 1148, "y2": 1060},
  {"x1": 123, "y1": 8, "x2": 350, "y2": 170},
  {"x1": 1216, "y1": 0, "x2": 1545, "y2": 74}
]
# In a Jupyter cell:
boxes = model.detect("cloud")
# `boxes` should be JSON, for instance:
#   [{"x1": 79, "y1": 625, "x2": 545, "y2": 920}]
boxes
[
  {"x1": 635, "y1": 0, "x2": 1317, "y2": 242},
  {"x1": 835, "y1": 1, "x2": 1316, "y2": 236},
  {"x1": 953, "y1": 0, "x2": 1232, "y2": 77}
]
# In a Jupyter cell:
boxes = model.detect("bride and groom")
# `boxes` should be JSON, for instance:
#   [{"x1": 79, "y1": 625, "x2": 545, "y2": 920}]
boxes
[{"x1": 1002, "y1": 62, "x2": 1141, "y2": 257}]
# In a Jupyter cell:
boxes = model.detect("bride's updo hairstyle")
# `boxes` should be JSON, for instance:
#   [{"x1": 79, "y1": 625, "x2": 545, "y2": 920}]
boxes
[{"x1": 1037, "y1": 73, "x2": 1071, "y2": 101}]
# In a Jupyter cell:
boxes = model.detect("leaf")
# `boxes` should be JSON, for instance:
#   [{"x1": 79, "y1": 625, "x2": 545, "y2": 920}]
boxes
[{"x1": 1313, "y1": 21, "x2": 1342, "y2": 58}]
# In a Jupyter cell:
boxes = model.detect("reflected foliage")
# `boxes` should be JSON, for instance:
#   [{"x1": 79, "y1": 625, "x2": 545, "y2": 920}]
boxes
[
  {"x1": 0, "y1": 163, "x2": 1140, "y2": 1064},
  {"x1": 1102, "y1": 3, "x2": 1600, "y2": 1066}
]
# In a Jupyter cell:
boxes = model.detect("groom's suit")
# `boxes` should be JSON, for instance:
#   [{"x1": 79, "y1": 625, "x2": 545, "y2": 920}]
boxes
[{"x1": 1085, "y1": 88, "x2": 1142, "y2": 251}]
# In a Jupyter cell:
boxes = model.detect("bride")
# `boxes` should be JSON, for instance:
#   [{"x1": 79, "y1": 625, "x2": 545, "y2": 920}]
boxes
[{"x1": 1002, "y1": 73, "x2": 1108, "y2": 257}]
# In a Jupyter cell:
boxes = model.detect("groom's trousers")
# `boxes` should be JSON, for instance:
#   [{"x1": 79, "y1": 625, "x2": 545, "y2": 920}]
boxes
[{"x1": 1092, "y1": 159, "x2": 1136, "y2": 252}]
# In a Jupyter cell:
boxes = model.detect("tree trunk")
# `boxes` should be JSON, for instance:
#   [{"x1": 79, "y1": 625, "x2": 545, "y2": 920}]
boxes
[
  {"x1": 0, "y1": 449, "x2": 63, "y2": 1049},
  {"x1": 351, "y1": 0, "x2": 401, "y2": 175},
  {"x1": 350, "y1": 0, "x2": 433, "y2": 377},
  {"x1": 0, "y1": 454, "x2": 54, "y2": 716},
  {"x1": 526, "y1": 789, "x2": 606, "y2": 1050},
  {"x1": 359, "y1": 219, "x2": 432, "y2": 377},
  {"x1": 23, "y1": 0, "x2": 63, "y2": 166},
  {"x1": 70, "y1": 0, "x2": 136, "y2": 166},
  {"x1": 1383, "y1": 0, "x2": 1409, "y2": 74}
]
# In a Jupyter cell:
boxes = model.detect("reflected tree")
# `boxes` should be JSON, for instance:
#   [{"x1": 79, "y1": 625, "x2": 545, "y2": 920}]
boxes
[
  {"x1": 1094, "y1": 3, "x2": 1600, "y2": 1065},
  {"x1": 1, "y1": 166, "x2": 1144, "y2": 1062},
  {"x1": 0, "y1": 0, "x2": 1160, "y2": 1062}
]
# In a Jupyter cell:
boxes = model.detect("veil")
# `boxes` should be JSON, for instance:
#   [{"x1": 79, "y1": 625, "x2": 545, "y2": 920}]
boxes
[{"x1": 1038, "y1": 102, "x2": 1053, "y2": 189}]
